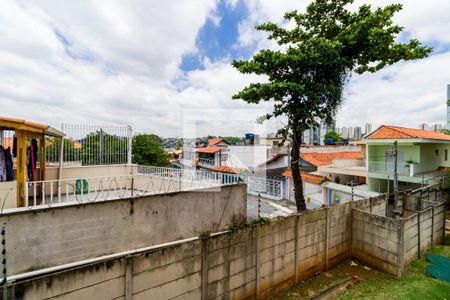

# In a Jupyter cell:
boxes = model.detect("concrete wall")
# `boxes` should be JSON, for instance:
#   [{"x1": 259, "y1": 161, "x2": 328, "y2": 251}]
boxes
[
  {"x1": 2, "y1": 184, "x2": 246, "y2": 277},
  {"x1": 5, "y1": 196, "x2": 383, "y2": 300},
  {"x1": 46, "y1": 164, "x2": 138, "y2": 180},
  {"x1": 332, "y1": 158, "x2": 364, "y2": 168},
  {"x1": 402, "y1": 202, "x2": 445, "y2": 268},
  {"x1": 351, "y1": 186, "x2": 445, "y2": 277},
  {"x1": 352, "y1": 209, "x2": 400, "y2": 276},
  {"x1": 4, "y1": 186, "x2": 446, "y2": 299}
]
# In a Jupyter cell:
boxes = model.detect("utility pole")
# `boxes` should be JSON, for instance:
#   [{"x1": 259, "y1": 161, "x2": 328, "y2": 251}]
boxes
[
  {"x1": 385, "y1": 140, "x2": 399, "y2": 207},
  {"x1": 393, "y1": 140, "x2": 399, "y2": 207}
]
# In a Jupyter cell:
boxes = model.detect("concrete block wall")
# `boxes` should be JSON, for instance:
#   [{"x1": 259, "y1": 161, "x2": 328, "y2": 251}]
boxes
[
  {"x1": 2, "y1": 184, "x2": 246, "y2": 277},
  {"x1": 351, "y1": 195, "x2": 387, "y2": 217},
  {"x1": 131, "y1": 241, "x2": 203, "y2": 299},
  {"x1": 327, "y1": 204, "x2": 351, "y2": 268},
  {"x1": 10, "y1": 257, "x2": 128, "y2": 300},
  {"x1": 402, "y1": 187, "x2": 443, "y2": 216},
  {"x1": 5, "y1": 199, "x2": 371, "y2": 300},
  {"x1": 352, "y1": 189, "x2": 445, "y2": 277},
  {"x1": 258, "y1": 215, "x2": 296, "y2": 299},
  {"x1": 4, "y1": 186, "x2": 446, "y2": 299},
  {"x1": 402, "y1": 202, "x2": 445, "y2": 268},
  {"x1": 351, "y1": 209, "x2": 400, "y2": 276}
]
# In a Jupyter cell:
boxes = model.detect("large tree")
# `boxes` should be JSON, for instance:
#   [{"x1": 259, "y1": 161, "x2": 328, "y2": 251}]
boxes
[
  {"x1": 232, "y1": 0, "x2": 431, "y2": 212},
  {"x1": 132, "y1": 134, "x2": 170, "y2": 166}
]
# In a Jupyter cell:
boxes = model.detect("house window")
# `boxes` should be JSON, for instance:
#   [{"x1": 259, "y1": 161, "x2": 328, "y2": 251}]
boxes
[
  {"x1": 445, "y1": 149, "x2": 448, "y2": 161},
  {"x1": 435, "y1": 149, "x2": 439, "y2": 156}
]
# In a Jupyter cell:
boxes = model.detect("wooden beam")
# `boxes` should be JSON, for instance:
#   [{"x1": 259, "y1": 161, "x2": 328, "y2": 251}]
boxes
[
  {"x1": 40, "y1": 136, "x2": 46, "y2": 181},
  {"x1": 15, "y1": 130, "x2": 27, "y2": 207},
  {"x1": 0, "y1": 120, "x2": 43, "y2": 135}
]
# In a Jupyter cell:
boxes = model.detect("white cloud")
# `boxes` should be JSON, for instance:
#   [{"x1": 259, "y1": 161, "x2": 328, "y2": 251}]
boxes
[
  {"x1": 1, "y1": 0, "x2": 450, "y2": 138},
  {"x1": 338, "y1": 51, "x2": 450, "y2": 128},
  {"x1": 236, "y1": 0, "x2": 450, "y2": 129}
]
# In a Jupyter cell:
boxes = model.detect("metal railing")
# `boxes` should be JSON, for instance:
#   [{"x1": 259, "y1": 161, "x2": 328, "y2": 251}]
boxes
[
  {"x1": 198, "y1": 158, "x2": 215, "y2": 166},
  {"x1": 137, "y1": 166, "x2": 242, "y2": 185},
  {"x1": 46, "y1": 124, "x2": 132, "y2": 166},
  {"x1": 137, "y1": 166, "x2": 283, "y2": 200},
  {"x1": 247, "y1": 176, "x2": 283, "y2": 200},
  {"x1": 22, "y1": 172, "x2": 221, "y2": 210},
  {"x1": 5, "y1": 166, "x2": 286, "y2": 210}
]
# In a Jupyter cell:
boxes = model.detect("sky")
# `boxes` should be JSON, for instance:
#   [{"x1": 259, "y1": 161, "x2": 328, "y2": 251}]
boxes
[{"x1": 1, "y1": 0, "x2": 450, "y2": 137}]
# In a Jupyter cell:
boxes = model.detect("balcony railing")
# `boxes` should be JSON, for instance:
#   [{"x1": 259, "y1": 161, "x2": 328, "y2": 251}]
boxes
[
  {"x1": 3, "y1": 166, "x2": 286, "y2": 212},
  {"x1": 368, "y1": 161, "x2": 411, "y2": 176},
  {"x1": 198, "y1": 158, "x2": 215, "y2": 166}
]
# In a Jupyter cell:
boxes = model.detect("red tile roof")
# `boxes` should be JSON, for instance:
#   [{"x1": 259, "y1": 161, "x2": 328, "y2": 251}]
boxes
[
  {"x1": 208, "y1": 138, "x2": 229, "y2": 146},
  {"x1": 214, "y1": 166, "x2": 242, "y2": 174},
  {"x1": 282, "y1": 170, "x2": 328, "y2": 185},
  {"x1": 366, "y1": 125, "x2": 450, "y2": 141},
  {"x1": 196, "y1": 146, "x2": 224, "y2": 154},
  {"x1": 300, "y1": 151, "x2": 363, "y2": 167}
]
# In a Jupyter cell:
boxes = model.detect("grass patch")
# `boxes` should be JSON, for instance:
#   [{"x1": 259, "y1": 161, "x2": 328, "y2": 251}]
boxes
[
  {"x1": 338, "y1": 245, "x2": 450, "y2": 300},
  {"x1": 274, "y1": 246, "x2": 450, "y2": 300}
]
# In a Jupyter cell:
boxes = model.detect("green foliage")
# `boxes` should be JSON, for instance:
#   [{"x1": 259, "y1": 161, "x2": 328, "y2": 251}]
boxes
[
  {"x1": 175, "y1": 142, "x2": 183, "y2": 150},
  {"x1": 440, "y1": 129, "x2": 450, "y2": 135},
  {"x1": 232, "y1": 0, "x2": 431, "y2": 210},
  {"x1": 222, "y1": 136, "x2": 244, "y2": 145},
  {"x1": 82, "y1": 131, "x2": 128, "y2": 165},
  {"x1": 229, "y1": 221, "x2": 251, "y2": 231},
  {"x1": 46, "y1": 131, "x2": 129, "y2": 165},
  {"x1": 198, "y1": 230, "x2": 211, "y2": 240},
  {"x1": 132, "y1": 134, "x2": 170, "y2": 166},
  {"x1": 275, "y1": 245, "x2": 450, "y2": 300},
  {"x1": 324, "y1": 130, "x2": 342, "y2": 144},
  {"x1": 229, "y1": 216, "x2": 270, "y2": 231},
  {"x1": 46, "y1": 138, "x2": 77, "y2": 162}
]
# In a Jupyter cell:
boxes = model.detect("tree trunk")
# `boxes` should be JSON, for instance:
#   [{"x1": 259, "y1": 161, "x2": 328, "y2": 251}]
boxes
[{"x1": 291, "y1": 127, "x2": 306, "y2": 212}]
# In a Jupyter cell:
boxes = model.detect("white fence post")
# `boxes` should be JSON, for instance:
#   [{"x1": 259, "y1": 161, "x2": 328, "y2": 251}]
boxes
[{"x1": 127, "y1": 125, "x2": 133, "y2": 165}]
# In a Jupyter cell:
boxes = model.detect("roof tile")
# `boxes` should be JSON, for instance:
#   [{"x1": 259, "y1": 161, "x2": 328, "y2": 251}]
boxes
[
  {"x1": 300, "y1": 151, "x2": 363, "y2": 167},
  {"x1": 196, "y1": 146, "x2": 224, "y2": 154},
  {"x1": 366, "y1": 125, "x2": 450, "y2": 141},
  {"x1": 282, "y1": 170, "x2": 328, "y2": 185}
]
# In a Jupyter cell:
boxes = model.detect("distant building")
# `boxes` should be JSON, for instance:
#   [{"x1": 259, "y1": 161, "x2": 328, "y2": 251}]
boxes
[
  {"x1": 432, "y1": 124, "x2": 443, "y2": 132},
  {"x1": 419, "y1": 123, "x2": 429, "y2": 131},
  {"x1": 302, "y1": 120, "x2": 335, "y2": 145},
  {"x1": 258, "y1": 133, "x2": 287, "y2": 146},
  {"x1": 340, "y1": 127, "x2": 348, "y2": 139},
  {"x1": 347, "y1": 127, "x2": 353, "y2": 139},
  {"x1": 364, "y1": 123, "x2": 372, "y2": 135},
  {"x1": 354, "y1": 127, "x2": 362, "y2": 140}
]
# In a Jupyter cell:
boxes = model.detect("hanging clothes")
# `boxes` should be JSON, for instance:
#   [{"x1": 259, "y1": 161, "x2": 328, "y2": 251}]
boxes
[
  {"x1": 4, "y1": 147, "x2": 14, "y2": 181},
  {"x1": 27, "y1": 139, "x2": 38, "y2": 181},
  {"x1": 12, "y1": 136, "x2": 17, "y2": 157},
  {"x1": 0, "y1": 146, "x2": 6, "y2": 182}
]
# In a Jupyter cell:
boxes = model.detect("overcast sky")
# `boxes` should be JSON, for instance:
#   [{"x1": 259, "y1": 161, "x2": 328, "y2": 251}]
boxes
[{"x1": 1, "y1": 0, "x2": 449, "y2": 137}]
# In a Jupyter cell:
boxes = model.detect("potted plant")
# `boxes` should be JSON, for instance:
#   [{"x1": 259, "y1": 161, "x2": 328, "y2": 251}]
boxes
[{"x1": 405, "y1": 160, "x2": 418, "y2": 176}]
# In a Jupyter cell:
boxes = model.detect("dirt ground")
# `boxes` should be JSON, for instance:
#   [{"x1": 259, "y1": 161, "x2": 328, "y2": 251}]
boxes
[
  {"x1": 273, "y1": 259, "x2": 389, "y2": 300},
  {"x1": 274, "y1": 245, "x2": 450, "y2": 300}
]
